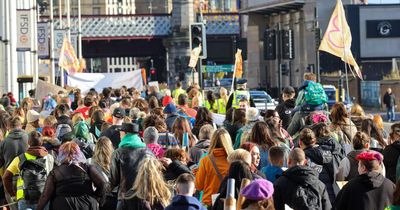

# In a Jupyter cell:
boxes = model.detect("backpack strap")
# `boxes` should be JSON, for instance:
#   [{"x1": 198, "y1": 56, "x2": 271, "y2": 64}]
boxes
[
  {"x1": 208, "y1": 153, "x2": 223, "y2": 181},
  {"x1": 18, "y1": 153, "x2": 27, "y2": 169}
]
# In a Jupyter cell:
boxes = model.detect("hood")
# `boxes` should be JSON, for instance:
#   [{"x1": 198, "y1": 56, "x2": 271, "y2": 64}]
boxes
[
  {"x1": 317, "y1": 136, "x2": 342, "y2": 155},
  {"x1": 304, "y1": 146, "x2": 333, "y2": 165},
  {"x1": 147, "y1": 143, "x2": 164, "y2": 158},
  {"x1": 283, "y1": 98, "x2": 296, "y2": 108},
  {"x1": 212, "y1": 148, "x2": 228, "y2": 157},
  {"x1": 119, "y1": 133, "x2": 146, "y2": 149},
  {"x1": 359, "y1": 172, "x2": 386, "y2": 189},
  {"x1": 26, "y1": 146, "x2": 48, "y2": 158},
  {"x1": 7, "y1": 129, "x2": 26, "y2": 140},
  {"x1": 194, "y1": 139, "x2": 211, "y2": 149},
  {"x1": 170, "y1": 195, "x2": 203, "y2": 209},
  {"x1": 284, "y1": 165, "x2": 320, "y2": 185}
]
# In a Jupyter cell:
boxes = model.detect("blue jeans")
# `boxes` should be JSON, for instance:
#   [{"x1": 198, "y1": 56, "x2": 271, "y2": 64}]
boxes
[
  {"x1": 387, "y1": 106, "x2": 395, "y2": 121},
  {"x1": 18, "y1": 199, "x2": 37, "y2": 210}
]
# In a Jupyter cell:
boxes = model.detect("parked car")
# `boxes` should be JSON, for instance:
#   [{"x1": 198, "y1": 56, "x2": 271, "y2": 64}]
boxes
[{"x1": 249, "y1": 91, "x2": 278, "y2": 111}]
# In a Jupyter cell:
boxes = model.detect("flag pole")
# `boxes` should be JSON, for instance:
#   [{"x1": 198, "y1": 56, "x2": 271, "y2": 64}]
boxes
[
  {"x1": 230, "y1": 59, "x2": 236, "y2": 95},
  {"x1": 339, "y1": 0, "x2": 353, "y2": 137}
]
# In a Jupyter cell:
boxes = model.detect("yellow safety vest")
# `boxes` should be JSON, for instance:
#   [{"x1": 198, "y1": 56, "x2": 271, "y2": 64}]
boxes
[
  {"x1": 204, "y1": 100, "x2": 218, "y2": 113},
  {"x1": 217, "y1": 98, "x2": 227, "y2": 114},
  {"x1": 172, "y1": 88, "x2": 186, "y2": 104},
  {"x1": 16, "y1": 153, "x2": 37, "y2": 200},
  {"x1": 231, "y1": 90, "x2": 250, "y2": 108}
]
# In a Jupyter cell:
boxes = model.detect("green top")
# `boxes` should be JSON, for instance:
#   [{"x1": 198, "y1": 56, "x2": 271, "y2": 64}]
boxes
[
  {"x1": 118, "y1": 133, "x2": 146, "y2": 149},
  {"x1": 385, "y1": 205, "x2": 400, "y2": 210}
]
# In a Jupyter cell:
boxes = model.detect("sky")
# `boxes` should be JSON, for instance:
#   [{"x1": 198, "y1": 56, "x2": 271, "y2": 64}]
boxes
[{"x1": 368, "y1": 0, "x2": 400, "y2": 3}]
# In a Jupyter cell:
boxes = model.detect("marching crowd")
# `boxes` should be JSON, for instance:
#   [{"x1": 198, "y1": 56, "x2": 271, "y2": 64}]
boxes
[{"x1": 0, "y1": 73, "x2": 399, "y2": 210}]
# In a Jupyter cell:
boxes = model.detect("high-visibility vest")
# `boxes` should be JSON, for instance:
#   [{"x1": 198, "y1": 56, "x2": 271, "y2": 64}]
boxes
[
  {"x1": 204, "y1": 100, "x2": 218, "y2": 113},
  {"x1": 172, "y1": 88, "x2": 186, "y2": 103},
  {"x1": 231, "y1": 90, "x2": 250, "y2": 108},
  {"x1": 217, "y1": 98, "x2": 227, "y2": 114},
  {"x1": 16, "y1": 153, "x2": 37, "y2": 200}
]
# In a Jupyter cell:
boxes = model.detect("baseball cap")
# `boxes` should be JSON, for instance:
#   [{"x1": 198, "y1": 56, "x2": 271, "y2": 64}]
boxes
[{"x1": 113, "y1": 107, "x2": 126, "y2": 119}]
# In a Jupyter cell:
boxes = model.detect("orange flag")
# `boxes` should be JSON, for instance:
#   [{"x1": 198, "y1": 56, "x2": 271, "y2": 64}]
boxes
[
  {"x1": 319, "y1": 0, "x2": 362, "y2": 79},
  {"x1": 234, "y1": 49, "x2": 243, "y2": 78},
  {"x1": 59, "y1": 37, "x2": 80, "y2": 75}
]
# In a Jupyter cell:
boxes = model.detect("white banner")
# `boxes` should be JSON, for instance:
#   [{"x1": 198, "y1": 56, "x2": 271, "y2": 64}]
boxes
[
  {"x1": 16, "y1": 10, "x2": 31, "y2": 51},
  {"x1": 67, "y1": 71, "x2": 144, "y2": 93},
  {"x1": 54, "y1": 29, "x2": 65, "y2": 59},
  {"x1": 37, "y1": 22, "x2": 49, "y2": 58}
]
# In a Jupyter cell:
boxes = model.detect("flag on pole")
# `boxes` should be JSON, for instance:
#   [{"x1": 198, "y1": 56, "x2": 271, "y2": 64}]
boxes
[
  {"x1": 318, "y1": 0, "x2": 362, "y2": 79},
  {"x1": 188, "y1": 44, "x2": 202, "y2": 69},
  {"x1": 59, "y1": 37, "x2": 80, "y2": 75},
  {"x1": 234, "y1": 49, "x2": 243, "y2": 78}
]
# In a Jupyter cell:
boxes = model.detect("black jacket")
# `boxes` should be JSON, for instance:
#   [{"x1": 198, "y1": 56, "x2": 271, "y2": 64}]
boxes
[
  {"x1": 164, "y1": 160, "x2": 192, "y2": 181},
  {"x1": 383, "y1": 141, "x2": 400, "y2": 182},
  {"x1": 383, "y1": 92, "x2": 396, "y2": 108},
  {"x1": 304, "y1": 145, "x2": 337, "y2": 203},
  {"x1": 110, "y1": 147, "x2": 154, "y2": 200},
  {"x1": 0, "y1": 129, "x2": 28, "y2": 168},
  {"x1": 334, "y1": 172, "x2": 395, "y2": 210},
  {"x1": 275, "y1": 98, "x2": 296, "y2": 130},
  {"x1": 100, "y1": 125, "x2": 122, "y2": 149},
  {"x1": 273, "y1": 165, "x2": 331, "y2": 210}
]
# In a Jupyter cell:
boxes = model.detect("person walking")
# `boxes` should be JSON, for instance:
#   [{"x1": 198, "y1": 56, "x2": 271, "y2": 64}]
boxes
[{"x1": 383, "y1": 88, "x2": 396, "y2": 122}]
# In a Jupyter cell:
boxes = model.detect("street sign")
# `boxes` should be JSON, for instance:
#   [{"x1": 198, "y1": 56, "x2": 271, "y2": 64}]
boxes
[{"x1": 205, "y1": 65, "x2": 234, "y2": 73}]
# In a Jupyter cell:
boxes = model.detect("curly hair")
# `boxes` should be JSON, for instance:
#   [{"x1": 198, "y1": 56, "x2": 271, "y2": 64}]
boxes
[
  {"x1": 143, "y1": 114, "x2": 168, "y2": 132},
  {"x1": 132, "y1": 98, "x2": 149, "y2": 113}
]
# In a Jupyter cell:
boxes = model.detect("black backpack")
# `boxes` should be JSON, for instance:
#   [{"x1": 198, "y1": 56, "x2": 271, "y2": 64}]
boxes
[
  {"x1": 290, "y1": 183, "x2": 322, "y2": 210},
  {"x1": 18, "y1": 154, "x2": 48, "y2": 202}
]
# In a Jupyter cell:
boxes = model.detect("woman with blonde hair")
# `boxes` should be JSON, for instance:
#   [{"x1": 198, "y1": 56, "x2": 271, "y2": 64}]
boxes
[
  {"x1": 195, "y1": 128, "x2": 233, "y2": 207},
  {"x1": 91, "y1": 136, "x2": 117, "y2": 210},
  {"x1": 217, "y1": 87, "x2": 229, "y2": 114},
  {"x1": 373, "y1": 114, "x2": 389, "y2": 139},
  {"x1": 119, "y1": 157, "x2": 172, "y2": 210}
]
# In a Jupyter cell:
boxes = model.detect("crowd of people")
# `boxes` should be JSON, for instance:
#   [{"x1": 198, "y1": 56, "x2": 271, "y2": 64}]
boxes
[{"x1": 0, "y1": 74, "x2": 399, "y2": 210}]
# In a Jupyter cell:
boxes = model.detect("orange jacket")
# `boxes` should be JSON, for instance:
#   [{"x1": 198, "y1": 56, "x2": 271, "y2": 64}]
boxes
[{"x1": 195, "y1": 148, "x2": 229, "y2": 206}]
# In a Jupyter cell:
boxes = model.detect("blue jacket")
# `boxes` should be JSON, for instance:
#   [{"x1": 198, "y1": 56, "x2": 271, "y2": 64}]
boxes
[{"x1": 165, "y1": 195, "x2": 207, "y2": 210}]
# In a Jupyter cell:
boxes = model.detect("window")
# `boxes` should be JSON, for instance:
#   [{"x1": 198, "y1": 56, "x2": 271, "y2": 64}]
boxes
[
  {"x1": 93, "y1": 0, "x2": 100, "y2": 4},
  {"x1": 93, "y1": 7, "x2": 101, "y2": 15}
]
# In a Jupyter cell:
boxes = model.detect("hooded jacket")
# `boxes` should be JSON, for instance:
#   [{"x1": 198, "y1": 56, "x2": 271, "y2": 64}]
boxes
[
  {"x1": 0, "y1": 129, "x2": 29, "y2": 168},
  {"x1": 304, "y1": 145, "x2": 337, "y2": 203},
  {"x1": 273, "y1": 165, "x2": 331, "y2": 210},
  {"x1": 165, "y1": 195, "x2": 207, "y2": 210},
  {"x1": 110, "y1": 133, "x2": 153, "y2": 200},
  {"x1": 275, "y1": 98, "x2": 296, "y2": 130},
  {"x1": 383, "y1": 141, "x2": 400, "y2": 182},
  {"x1": 334, "y1": 172, "x2": 395, "y2": 210}
]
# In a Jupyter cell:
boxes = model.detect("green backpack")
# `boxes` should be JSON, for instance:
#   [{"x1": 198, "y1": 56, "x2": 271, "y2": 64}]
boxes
[{"x1": 304, "y1": 82, "x2": 328, "y2": 105}]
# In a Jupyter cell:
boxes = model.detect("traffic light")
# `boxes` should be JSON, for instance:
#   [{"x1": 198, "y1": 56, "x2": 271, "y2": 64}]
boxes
[
  {"x1": 189, "y1": 23, "x2": 207, "y2": 59},
  {"x1": 150, "y1": 67, "x2": 156, "y2": 81},
  {"x1": 281, "y1": 63, "x2": 289, "y2": 76},
  {"x1": 281, "y1": 29, "x2": 294, "y2": 60},
  {"x1": 264, "y1": 29, "x2": 276, "y2": 60}
]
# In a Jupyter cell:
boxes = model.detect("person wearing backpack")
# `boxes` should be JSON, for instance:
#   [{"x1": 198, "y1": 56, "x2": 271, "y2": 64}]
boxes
[
  {"x1": 3, "y1": 131, "x2": 54, "y2": 210},
  {"x1": 275, "y1": 86, "x2": 296, "y2": 130},
  {"x1": 273, "y1": 148, "x2": 331, "y2": 210},
  {"x1": 299, "y1": 128, "x2": 337, "y2": 204}
]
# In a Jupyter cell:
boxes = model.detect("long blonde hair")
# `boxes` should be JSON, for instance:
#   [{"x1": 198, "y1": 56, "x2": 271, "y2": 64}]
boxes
[
  {"x1": 209, "y1": 128, "x2": 234, "y2": 156},
  {"x1": 220, "y1": 87, "x2": 229, "y2": 103},
  {"x1": 93, "y1": 137, "x2": 114, "y2": 173},
  {"x1": 128, "y1": 157, "x2": 172, "y2": 207}
]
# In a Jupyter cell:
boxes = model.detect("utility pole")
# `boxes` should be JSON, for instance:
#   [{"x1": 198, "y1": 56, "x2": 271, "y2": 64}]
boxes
[
  {"x1": 78, "y1": 0, "x2": 82, "y2": 59},
  {"x1": 50, "y1": 0, "x2": 56, "y2": 84},
  {"x1": 32, "y1": 0, "x2": 39, "y2": 88}
]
